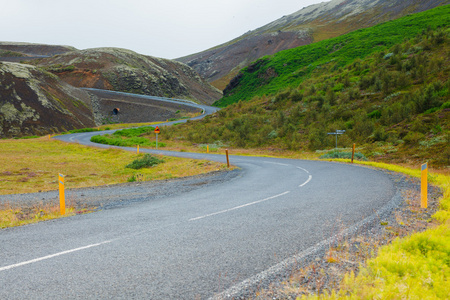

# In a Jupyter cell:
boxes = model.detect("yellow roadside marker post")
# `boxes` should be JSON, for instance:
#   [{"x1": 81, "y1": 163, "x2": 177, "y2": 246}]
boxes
[
  {"x1": 207, "y1": 145, "x2": 209, "y2": 153},
  {"x1": 351, "y1": 143, "x2": 356, "y2": 163},
  {"x1": 137, "y1": 145, "x2": 139, "y2": 154},
  {"x1": 421, "y1": 163, "x2": 428, "y2": 208},
  {"x1": 58, "y1": 174, "x2": 66, "y2": 215}
]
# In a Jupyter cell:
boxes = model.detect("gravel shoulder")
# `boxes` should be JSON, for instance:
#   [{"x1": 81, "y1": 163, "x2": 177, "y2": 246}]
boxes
[{"x1": 0, "y1": 169, "x2": 242, "y2": 211}]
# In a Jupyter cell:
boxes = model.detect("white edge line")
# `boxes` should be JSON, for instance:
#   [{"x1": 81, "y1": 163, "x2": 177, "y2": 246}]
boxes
[
  {"x1": 299, "y1": 175, "x2": 313, "y2": 187},
  {"x1": 189, "y1": 191, "x2": 290, "y2": 221},
  {"x1": 0, "y1": 240, "x2": 112, "y2": 272}
]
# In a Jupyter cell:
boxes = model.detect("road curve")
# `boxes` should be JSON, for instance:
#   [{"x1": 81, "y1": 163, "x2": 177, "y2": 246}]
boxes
[{"x1": 0, "y1": 93, "x2": 398, "y2": 299}]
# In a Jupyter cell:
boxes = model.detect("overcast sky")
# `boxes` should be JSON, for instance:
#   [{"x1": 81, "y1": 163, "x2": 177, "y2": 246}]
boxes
[{"x1": 1, "y1": 0, "x2": 326, "y2": 59}]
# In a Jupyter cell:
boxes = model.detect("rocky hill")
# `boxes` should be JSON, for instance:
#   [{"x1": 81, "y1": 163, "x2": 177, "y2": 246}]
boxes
[
  {"x1": 177, "y1": 0, "x2": 449, "y2": 90},
  {"x1": 32, "y1": 48, "x2": 222, "y2": 105},
  {"x1": 0, "y1": 62, "x2": 95, "y2": 138}
]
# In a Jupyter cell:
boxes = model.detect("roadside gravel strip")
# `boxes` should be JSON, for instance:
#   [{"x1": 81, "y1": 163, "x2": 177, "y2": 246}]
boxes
[{"x1": 0, "y1": 170, "x2": 242, "y2": 211}]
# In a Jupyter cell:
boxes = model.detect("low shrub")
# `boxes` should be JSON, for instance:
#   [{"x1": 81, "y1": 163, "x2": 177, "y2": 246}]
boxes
[
  {"x1": 319, "y1": 150, "x2": 368, "y2": 161},
  {"x1": 125, "y1": 154, "x2": 164, "y2": 170}
]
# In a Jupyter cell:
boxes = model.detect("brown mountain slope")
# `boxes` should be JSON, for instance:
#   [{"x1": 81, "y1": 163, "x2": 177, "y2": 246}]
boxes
[
  {"x1": 177, "y1": 0, "x2": 449, "y2": 90},
  {"x1": 0, "y1": 62, "x2": 95, "y2": 138},
  {"x1": 32, "y1": 48, "x2": 222, "y2": 105}
]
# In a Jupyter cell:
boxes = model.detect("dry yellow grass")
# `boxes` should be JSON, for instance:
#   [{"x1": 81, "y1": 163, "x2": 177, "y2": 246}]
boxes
[{"x1": 0, "y1": 137, "x2": 228, "y2": 195}]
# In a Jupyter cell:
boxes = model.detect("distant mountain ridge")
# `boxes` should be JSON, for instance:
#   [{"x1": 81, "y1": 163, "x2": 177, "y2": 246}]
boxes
[
  {"x1": 0, "y1": 42, "x2": 76, "y2": 62},
  {"x1": 177, "y1": 0, "x2": 449, "y2": 90}
]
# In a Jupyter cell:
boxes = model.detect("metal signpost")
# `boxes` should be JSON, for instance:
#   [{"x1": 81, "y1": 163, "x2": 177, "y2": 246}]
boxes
[{"x1": 327, "y1": 130, "x2": 346, "y2": 149}]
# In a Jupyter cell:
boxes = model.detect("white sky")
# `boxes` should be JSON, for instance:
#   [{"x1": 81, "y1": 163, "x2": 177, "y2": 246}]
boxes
[{"x1": 0, "y1": 0, "x2": 326, "y2": 59}]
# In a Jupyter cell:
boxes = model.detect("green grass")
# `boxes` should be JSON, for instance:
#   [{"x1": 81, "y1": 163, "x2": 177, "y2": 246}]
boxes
[
  {"x1": 90, "y1": 126, "x2": 167, "y2": 147},
  {"x1": 0, "y1": 137, "x2": 227, "y2": 195},
  {"x1": 125, "y1": 154, "x2": 164, "y2": 169},
  {"x1": 216, "y1": 4, "x2": 450, "y2": 106}
]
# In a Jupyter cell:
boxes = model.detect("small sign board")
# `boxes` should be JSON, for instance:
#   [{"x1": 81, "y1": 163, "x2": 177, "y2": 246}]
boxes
[{"x1": 154, "y1": 126, "x2": 160, "y2": 134}]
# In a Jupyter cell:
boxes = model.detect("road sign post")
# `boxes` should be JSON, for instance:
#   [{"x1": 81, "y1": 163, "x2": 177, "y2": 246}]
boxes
[
  {"x1": 327, "y1": 130, "x2": 346, "y2": 149},
  {"x1": 421, "y1": 163, "x2": 428, "y2": 208},
  {"x1": 59, "y1": 174, "x2": 66, "y2": 215},
  {"x1": 154, "y1": 126, "x2": 160, "y2": 149}
]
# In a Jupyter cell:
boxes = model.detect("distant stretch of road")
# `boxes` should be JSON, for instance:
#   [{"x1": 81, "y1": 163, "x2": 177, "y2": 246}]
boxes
[{"x1": 0, "y1": 91, "x2": 399, "y2": 299}]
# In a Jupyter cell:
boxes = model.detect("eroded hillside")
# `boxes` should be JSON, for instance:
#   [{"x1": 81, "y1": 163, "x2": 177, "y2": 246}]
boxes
[{"x1": 0, "y1": 62, "x2": 95, "y2": 138}]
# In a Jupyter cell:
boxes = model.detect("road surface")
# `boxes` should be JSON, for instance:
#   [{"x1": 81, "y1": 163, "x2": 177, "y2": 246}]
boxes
[{"x1": 0, "y1": 93, "x2": 399, "y2": 299}]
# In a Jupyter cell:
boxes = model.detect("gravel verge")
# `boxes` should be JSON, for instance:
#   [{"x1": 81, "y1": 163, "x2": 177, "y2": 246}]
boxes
[{"x1": 0, "y1": 169, "x2": 242, "y2": 211}]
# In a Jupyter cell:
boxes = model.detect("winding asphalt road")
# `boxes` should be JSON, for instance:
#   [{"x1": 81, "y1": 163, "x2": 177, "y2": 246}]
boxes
[{"x1": 0, "y1": 92, "x2": 397, "y2": 299}]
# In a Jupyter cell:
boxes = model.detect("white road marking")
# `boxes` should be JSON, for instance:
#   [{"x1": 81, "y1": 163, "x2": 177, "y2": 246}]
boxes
[
  {"x1": 296, "y1": 166, "x2": 310, "y2": 174},
  {"x1": 0, "y1": 240, "x2": 112, "y2": 272},
  {"x1": 263, "y1": 162, "x2": 312, "y2": 188},
  {"x1": 263, "y1": 161, "x2": 290, "y2": 167},
  {"x1": 189, "y1": 191, "x2": 291, "y2": 221},
  {"x1": 299, "y1": 175, "x2": 313, "y2": 187}
]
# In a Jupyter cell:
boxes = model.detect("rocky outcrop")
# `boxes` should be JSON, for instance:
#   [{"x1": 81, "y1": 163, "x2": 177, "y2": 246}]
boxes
[
  {"x1": 33, "y1": 48, "x2": 222, "y2": 105},
  {"x1": 0, "y1": 62, "x2": 95, "y2": 138},
  {"x1": 177, "y1": 0, "x2": 448, "y2": 90}
]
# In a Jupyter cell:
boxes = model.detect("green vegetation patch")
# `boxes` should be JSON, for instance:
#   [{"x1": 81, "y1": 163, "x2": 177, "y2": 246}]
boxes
[
  {"x1": 125, "y1": 154, "x2": 164, "y2": 169},
  {"x1": 216, "y1": 4, "x2": 450, "y2": 106},
  {"x1": 90, "y1": 126, "x2": 166, "y2": 148},
  {"x1": 319, "y1": 150, "x2": 367, "y2": 161}
]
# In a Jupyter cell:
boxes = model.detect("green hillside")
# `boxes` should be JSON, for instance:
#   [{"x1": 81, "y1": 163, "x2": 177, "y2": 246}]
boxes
[
  {"x1": 162, "y1": 24, "x2": 449, "y2": 167},
  {"x1": 215, "y1": 4, "x2": 450, "y2": 107}
]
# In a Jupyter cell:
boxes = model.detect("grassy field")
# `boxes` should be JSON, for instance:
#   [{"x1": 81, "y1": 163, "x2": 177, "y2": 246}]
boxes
[
  {"x1": 0, "y1": 136, "x2": 229, "y2": 228},
  {"x1": 0, "y1": 137, "x2": 228, "y2": 195}
]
